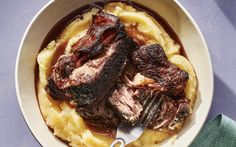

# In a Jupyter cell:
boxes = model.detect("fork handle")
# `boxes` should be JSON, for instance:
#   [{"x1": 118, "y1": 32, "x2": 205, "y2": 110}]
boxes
[{"x1": 110, "y1": 138, "x2": 125, "y2": 147}]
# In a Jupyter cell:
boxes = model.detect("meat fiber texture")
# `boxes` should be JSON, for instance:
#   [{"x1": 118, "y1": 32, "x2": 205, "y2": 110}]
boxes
[{"x1": 37, "y1": 2, "x2": 197, "y2": 147}]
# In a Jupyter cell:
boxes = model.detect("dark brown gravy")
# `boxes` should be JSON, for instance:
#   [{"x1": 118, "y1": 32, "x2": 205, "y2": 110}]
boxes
[
  {"x1": 34, "y1": 0, "x2": 187, "y2": 142},
  {"x1": 49, "y1": 41, "x2": 68, "y2": 72}
]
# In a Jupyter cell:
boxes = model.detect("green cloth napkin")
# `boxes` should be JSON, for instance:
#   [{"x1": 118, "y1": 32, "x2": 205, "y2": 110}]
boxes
[{"x1": 190, "y1": 114, "x2": 236, "y2": 147}]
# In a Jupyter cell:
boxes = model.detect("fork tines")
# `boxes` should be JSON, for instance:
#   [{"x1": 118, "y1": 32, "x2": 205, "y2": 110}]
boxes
[{"x1": 139, "y1": 94, "x2": 164, "y2": 127}]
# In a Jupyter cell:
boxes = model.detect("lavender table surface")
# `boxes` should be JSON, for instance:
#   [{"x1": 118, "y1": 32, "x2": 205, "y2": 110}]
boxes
[{"x1": 1, "y1": 0, "x2": 236, "y2": 146}]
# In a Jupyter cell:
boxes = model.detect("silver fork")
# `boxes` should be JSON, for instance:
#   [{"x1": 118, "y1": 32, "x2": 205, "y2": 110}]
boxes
[{"x1": 110, "y1": 94, "x2": 164, "y2": 147}]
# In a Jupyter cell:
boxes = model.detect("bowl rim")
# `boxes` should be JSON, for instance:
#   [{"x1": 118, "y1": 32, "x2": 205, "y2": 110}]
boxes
[
  {"x1": 15, "y1": 0, "x2": 55, "y2": 146},
  {"x1": 174, "y1": 0, "x2": 214, "y2": 144},
  {"x1": 15, "y1": 0, "x2": 214, "y2": 146}
]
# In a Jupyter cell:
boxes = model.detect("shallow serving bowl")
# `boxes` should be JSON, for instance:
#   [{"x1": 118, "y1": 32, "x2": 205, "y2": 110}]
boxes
[{"x1": 15, "y1": 0, "x2": 214, "y2": 146}]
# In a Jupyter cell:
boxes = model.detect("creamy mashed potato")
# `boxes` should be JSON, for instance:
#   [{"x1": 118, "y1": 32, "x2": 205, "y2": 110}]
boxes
[{"x1": 37, "y1": 2, "x2": 197, "y2": 147}]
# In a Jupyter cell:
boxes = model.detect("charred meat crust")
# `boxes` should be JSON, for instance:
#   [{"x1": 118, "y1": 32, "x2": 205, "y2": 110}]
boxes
[
  {"x1": 46, "y1": 12, "x2": 137, "y2": 107},
  {"x1": 132, "y1": 44, "x2": 189, "y2": 97},
  {"x1": 72, "y1": 12, "x2": 127, "y2": 58},
  {"x1": 76, "y1": 98, "x2": 119, "y2": 128},
  {"x1": 69, "y1": 36, "x2": 136, "y2": 107}
]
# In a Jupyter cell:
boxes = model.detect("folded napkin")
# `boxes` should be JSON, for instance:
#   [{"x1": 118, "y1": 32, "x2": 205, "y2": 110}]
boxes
[{"x1": 190, "y1": 114, "x2": 236, "y2": 147}]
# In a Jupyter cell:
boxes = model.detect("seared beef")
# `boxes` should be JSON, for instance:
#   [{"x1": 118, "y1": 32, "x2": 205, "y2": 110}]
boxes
[
  {"x1": 132, "y1": 44, "x2": 189, "y2": 97},
  {"x1": 46, "y1": 12, "x2": 137, "y2": 107},
  {"x1": 118, "y1": 44, "x2": 190, "y2": 128},
  {"x1": 68, "y1": 37, "x2": 135, "y2": 106},
  {"x1": 108, "y1": 84, "x2": 143, "y2": 124},
  {"x1": 77, "y1": 98, "x2": 119, "y2": 129},
  {"x1": 72, "y1": 12, "x2": 127, "y2": 58}
]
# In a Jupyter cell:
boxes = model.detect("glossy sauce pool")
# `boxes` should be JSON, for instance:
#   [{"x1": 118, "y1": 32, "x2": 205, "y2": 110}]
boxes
[{"x1": 35, "y1": 0, "x2": 187, "y2": 140}]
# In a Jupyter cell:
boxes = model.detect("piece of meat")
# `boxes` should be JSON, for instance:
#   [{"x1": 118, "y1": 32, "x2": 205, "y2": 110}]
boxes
[
  {"x1": 123, "y1": 44, "x2": 190, "y2": 127},
  {"x1": 46, "y1": 12, "x2": 137, "y2": 107},
  {"x1": 108, "y1": 84, "x2": 143, "y2": 124},
  {"x1": 47, "y1": 36, "x2": 136, "y2": 106},
  {"x1": 107, "y1": 47, "x2": 189, "y2": 125},
  {"x1": 77, "y1": 98, "x2": 119, "y2": 129},
  {"x1": 68, "y1": 37, "x2": 136, "y2": 107},
  {"x1": 47, "y1": 12, "x2": 125, "y2": 89},
  {"x1": 132, "y1": 44, "x2": 189, "y2": 97},
  {"x1": 72, "y1": 12, "x2": 127, "y2": 58}
]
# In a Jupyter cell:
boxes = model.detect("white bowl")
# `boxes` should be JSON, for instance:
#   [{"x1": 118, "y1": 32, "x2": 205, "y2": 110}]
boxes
[{"x1": 15, "y1": 0, "x2": 214, "y2": 146}]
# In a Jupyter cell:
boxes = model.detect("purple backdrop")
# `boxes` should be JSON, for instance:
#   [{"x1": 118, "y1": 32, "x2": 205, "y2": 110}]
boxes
[{"x1": 0, "y1": 0, "x2": 235, "y2": 146}]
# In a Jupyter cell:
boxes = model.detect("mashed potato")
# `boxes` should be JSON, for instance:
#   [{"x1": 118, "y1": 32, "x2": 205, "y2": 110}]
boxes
[{"x1": 37, "y1": 2, "x2": 197, "y2": 147}]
